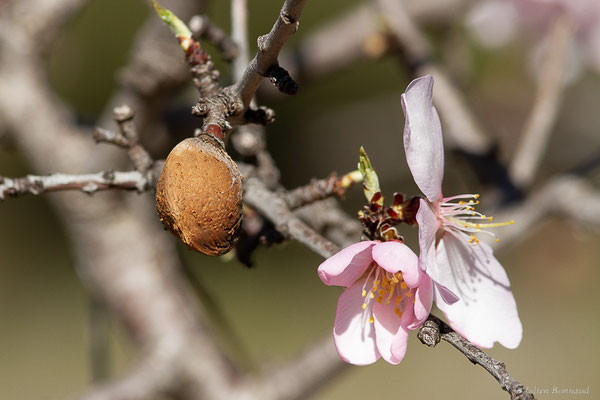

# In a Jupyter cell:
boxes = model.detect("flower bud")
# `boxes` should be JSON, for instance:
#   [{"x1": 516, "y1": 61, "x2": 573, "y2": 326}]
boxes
[{"x1": 156, "y1": 136, "x2": 243, "y2": 255}]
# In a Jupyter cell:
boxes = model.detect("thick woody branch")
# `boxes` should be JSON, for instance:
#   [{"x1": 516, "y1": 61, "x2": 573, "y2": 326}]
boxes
[{"x1": 418, "y1": 315, "x2": 535, "y2": 400}]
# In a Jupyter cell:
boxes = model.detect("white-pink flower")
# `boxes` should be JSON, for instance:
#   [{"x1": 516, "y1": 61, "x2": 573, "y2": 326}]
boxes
[
  {"x1": 318, "y1": 240, "x2": 432, "y2": 365},
  {"x1": 401, "y1": 75, "x2": 523, "y2": 349}
]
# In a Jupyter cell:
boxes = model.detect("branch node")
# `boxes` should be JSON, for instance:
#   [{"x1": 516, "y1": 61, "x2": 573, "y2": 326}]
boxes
[
  {"x1": 113, "y1": 105, "x2": 135, "y2": 123},
  {"x1": 257, "y1": 34, "x2": 268, "y2": 53},
  {"x1": 417, "y1": 318, "x2": 441, "y2": 347},
  {"x1": 243, "y1": 106, "x2": 276, "y2": 125},
  {"x1": 280, "y1": 11, "x2": 297, "y2": 26}
]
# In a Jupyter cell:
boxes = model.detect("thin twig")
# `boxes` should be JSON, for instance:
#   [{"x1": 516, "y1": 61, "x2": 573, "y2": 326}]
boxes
[
  {"x1": 281, "y1": 171, "x2": 361, "y2": 210},
  {"x1": 0, "y1": 169, "x2": 157, "y2": 200},
  {"x1": 231, "y1": 0, "x2": 307, "y2": 108},
  {"x1": 244, "y1": 177, "x2": 340, "y2": 259},
  {"x1": 509, "y1": 14, "x2": 573, "y2": 189},
  {"x1": 418, "y1": 315, "x2": 536, "y2": 400}
]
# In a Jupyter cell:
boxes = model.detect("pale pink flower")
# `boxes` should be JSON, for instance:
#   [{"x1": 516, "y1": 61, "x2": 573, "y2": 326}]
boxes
[
  {"x1": 401, "y1": 75, "x2": 523, "y2": 349},
  {"x1": 318, "y1": 240, "x2": 432, "y2": 365}
]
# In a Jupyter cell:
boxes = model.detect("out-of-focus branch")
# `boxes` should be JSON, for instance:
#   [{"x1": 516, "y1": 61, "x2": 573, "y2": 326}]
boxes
[
  {"x1": 276, "y1": 0, "x2": 475, "y2": 82},
  {"x1": 79, "y1": 352, "x2": 177, "y2": 400},
  {"x1": 494, "y1": 175, "x2": 600, "y2": 248},
  {"x1": 509, "y1": 14, "x2": 573, "y2": 189},
  {"x1": 418, "y1": 315, "x2": 536, "y2": 400},
  {"x1": 236, "y1": 336, "x2": 347, "y2": 400},
  {"x1": 375, "y1": 0, "x2": 492, "y2": 154},
  {"x1": 189, "y1": 14, "x2": 239, "y2": 61}
]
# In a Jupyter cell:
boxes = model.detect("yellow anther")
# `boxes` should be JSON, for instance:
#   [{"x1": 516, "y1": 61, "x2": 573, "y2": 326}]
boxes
[
  {"x1": 406, "y1": 291, "x2": 413, "y2": 297},
  {"x1": 474, "y1": 194, "x2": 480, "y2": 199},
  {"x1": 378, "y1": 289, "x2": 385, "y2": 296},
  {"x1": 400, "y1": 282, "x2": 408, "y2": 290},
  {"x1": 369, "y1": 317, "x2": 374, "y2": 324},
  {"x1": 370, "y1": 292, "x2": 375, "y2": 299},
  {"x1": 459, "y1": 200, "x2": 465, "y2": 205},
  {"x1": 362, "y1": 303, "x2": 367, "y2": 310},
  {"x1": 488, "y1": 216, "x2": 493, "y2": 222},
  {"x1": 496, "y1": 238, "x2": 500, "y2": 243},
  {"x1": 382, "y1": 281, "x2": 389, "y2": 288},
  {"x1": 395, "y1": 297, "x2": 402, "y2": 305},
  {"x1": 361, "y1": 289, "x2": 367, "y2": 297},
  {"x1": 376, "y1": 296, "x2": 383, "y2": 303}
]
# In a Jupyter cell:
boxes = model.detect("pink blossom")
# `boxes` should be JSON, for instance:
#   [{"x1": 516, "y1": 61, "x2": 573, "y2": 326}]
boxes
[
  {"x1": 401, "y1": 75, "x2": 523, "y2": 349},
  {"x1": 318, "y1": 240, "x2": 432, "y2": 365}
]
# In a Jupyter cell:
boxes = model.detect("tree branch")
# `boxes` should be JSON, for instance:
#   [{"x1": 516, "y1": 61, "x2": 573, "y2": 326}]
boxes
[
  {"x1": 244, "y1": 176, "x2": 340, "y2": 259},
  {"x1": 509, "y1": 14, "x2": 573, "y2": 189},
  {"x1": 0, "y1": 169, "x2": 158, "y2": 200},
  {"x1": 418, "y1": 315, "x2": 535, "y2": 400}
]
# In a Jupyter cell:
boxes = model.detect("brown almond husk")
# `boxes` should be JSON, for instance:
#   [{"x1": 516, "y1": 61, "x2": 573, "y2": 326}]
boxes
[{"x1": 156, "y1": 136, "x2": 243, "y2": 255}]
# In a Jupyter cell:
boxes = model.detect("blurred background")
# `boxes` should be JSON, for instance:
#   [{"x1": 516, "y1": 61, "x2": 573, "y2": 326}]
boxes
[{"x1": 1, "y1": 0, "x2": 599, "y2": 399}]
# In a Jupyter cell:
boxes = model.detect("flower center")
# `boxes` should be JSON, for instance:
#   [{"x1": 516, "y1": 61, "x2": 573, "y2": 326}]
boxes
[
  {"x1": 439, "y1": 193, "x2": 514, "y2": 244},
  {"x1": 361, "y1": 264, "x2": 413, "y2": 323}
]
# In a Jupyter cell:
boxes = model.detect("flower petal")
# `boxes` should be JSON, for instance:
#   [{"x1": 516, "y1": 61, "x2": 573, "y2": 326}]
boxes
[
  {"x1": 390, "y1": 304, "x2": 414, "y2": 363},
  {"x1": 401, "y1": 75, "x2": 444, "y2": 202},
  {"x1": 410, "y1": 272, "x2": 433, "y2": 329},
  {"x1": 318, "y1": 241, "x2": 376, "y2": 288},
  {"x1": 373, "y1": 301, "x2": 403, "y2": 365},
  {"x1": 430, "y1": 230, "x2": 523, "y2": 348},
  {"x1": 371, "y1": 241, "x2": 420, "y2": 287},
  {"x1": 416, "y1": 199, "x2": 440, "y2": 272},
  {"x1": 333, "y1": 279, "x2": 381, "y2": 365}
]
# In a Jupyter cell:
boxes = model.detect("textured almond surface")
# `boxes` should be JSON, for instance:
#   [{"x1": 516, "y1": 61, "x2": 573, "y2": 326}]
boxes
[{"x1": 156, "y1": 136, "x2": 243, "y2": 255}]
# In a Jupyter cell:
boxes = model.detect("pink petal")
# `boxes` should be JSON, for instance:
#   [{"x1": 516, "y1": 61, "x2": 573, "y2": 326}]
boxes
[
  {"x1": 430, "y1": 230, "x2": 523, "y2": 349},
  {"x1": 416, "y1": 199, "x2": 440, "y2": 272},
  {"x1": 333, "y1": 279, "x2": 381, "y2": 365},
  {"x1": 371, "y1": 241, "x2": 420, "y2": 287},
  {"x1": 318, "y1": 241, "x2": 376, "y2": 288},
  {"x1": 409, "y1": 272, "x2": 433, "y2": 329},
  {"x1": 373, "y1": 301, "x2": 403, "y2": 365},
  {"x1": 390, "y1": 305, "x2": 414, "y2": 363},
  {"x1": 401, "y1": 75, "x2": 444, "y2": 202}
]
